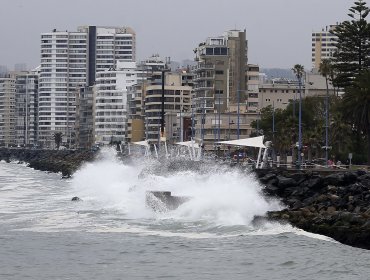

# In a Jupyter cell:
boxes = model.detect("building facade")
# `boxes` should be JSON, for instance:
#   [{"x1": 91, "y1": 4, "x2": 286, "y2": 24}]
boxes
[
  {"x1": 126, "y1": 55, "x2": 167, "y2": 143},
  {"x1": 94, "y1": 61, "x2": 138, "y2": 145},
  {"x1": 14, "y1": 71, "x2": 39, "y2": 147},
  {"x1": 75, "y1": 86, "x2": 94, "y2": 149},
  {"x1": 144, "y1": 72, "x2": 192, "y2": 143},
  {"x1": 312, "y1": 25, "x2": 337, "y2": 70},
  {"x1": 192, "y1": 30, "x2": 249, "y2": 149},
  {"x1": 246, "y1": 64, "x2": 260, "y2": 112},
  {"x1": 0, "y1": 77, "x2": 16, "y2": 146},
  {"x1": 39, "y1": 26, "x2": 135, "y2": 148}
]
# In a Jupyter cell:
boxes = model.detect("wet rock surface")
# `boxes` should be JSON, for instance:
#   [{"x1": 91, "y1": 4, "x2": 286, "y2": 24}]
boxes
[
  {"x1": 0, "y1": 148, "x2": 96, "y2": 177},
  {"x1": 255, "y1": 168, "x2": 370, "y2": 250}
]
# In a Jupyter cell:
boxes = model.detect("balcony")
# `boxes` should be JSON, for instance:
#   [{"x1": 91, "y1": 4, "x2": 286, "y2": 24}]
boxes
[
  {"x1": 192, "y1": 63, "x2": 215, "y2": 72},
  {"x1": 193, "y1": 74, "x2": 215, "y2": 82}
]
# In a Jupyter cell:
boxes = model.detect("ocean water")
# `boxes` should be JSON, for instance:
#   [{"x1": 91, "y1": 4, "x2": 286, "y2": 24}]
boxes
[{"x1": 0, "y1": 149, "x2": 370, "y2": 280}]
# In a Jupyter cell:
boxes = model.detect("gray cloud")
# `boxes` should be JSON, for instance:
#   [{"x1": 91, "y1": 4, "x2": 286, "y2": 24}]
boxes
[{"x1": 0, "y1": 0, "x2": 351, "y2": 70}]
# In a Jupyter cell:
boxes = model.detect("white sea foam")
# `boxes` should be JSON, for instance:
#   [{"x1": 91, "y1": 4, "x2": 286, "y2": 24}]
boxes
[{"x1": 71, "y1": 149, "x2": 282, "y2": 228}]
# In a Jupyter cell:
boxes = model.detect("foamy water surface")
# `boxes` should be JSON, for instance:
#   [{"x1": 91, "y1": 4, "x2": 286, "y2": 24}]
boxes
[{"x1": 1, "y1": 150, "x2": 369, "y2": 279}]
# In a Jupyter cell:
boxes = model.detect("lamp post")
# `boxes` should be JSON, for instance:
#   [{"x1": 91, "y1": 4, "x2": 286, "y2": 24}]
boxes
[
  {"x1": 325, "y1": 75, "x2": 329, "y2": 168},
  {"x1": 191, "y1": 93, "x2": 194, "y2": 139},
  {"x1": 201, "y1": 91, "x2": 205, "y2": 144},
  {"x1": 292, "y1": 64, "x2": 304, "y2": 169},
  {"x1": 237, "y1": 89, "x2": 240, "y2": 139},
  {"x1": 218, "y1": 94, "x2": 221, "y2": 142},
  {"x1": 298, "y1": 77, "x2": 302, "y2": 169}
]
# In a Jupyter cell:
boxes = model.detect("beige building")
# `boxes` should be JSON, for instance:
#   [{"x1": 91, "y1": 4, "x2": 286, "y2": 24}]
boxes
[
  {"x1": 259, "y1": 80, "x2": 302, "y2": 110},
  {"x1": 0, "y1": 76, "x2": 16, "y2": 147},
  {"x1": 144, "y1": 72, "x2": 192, "y2": 144},
  {"x1": 246, "y1": 64, "x2": 260, "y2": 112},
  {"x1": 192, "y1": 30, "x2": 249, "y2": 150},
  {"x1": 312, "y1": 25, "x2": 337, "y2": 70},
  {"x1": 258, "y1": 72, "x2": 335, "y2": 111},
  {"x1": 127, "y1": 83, "x2": 146, "y2": 143},
  {"x1": 126, "y1": 55, "x2": 167, "y2": 143}
]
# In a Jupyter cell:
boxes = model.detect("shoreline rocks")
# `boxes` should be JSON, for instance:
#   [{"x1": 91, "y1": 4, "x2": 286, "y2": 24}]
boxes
[
  {"x1": 0, "y1": 148, "x2": 96, "y2": 177},
  {"x1": 2, "y1": 148, "x2": 370, "y2": 250},
  {"x1": 255, "y1": 168, "x2": 370, "y2": 250}
]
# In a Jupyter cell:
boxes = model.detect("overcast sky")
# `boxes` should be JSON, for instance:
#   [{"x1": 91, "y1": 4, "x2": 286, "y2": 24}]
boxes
[{"x1": 0, "y1": 0, "x2": 352, "y2": 70}]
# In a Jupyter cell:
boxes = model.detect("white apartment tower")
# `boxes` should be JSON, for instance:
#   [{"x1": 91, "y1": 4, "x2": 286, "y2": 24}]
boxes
[
  {"x1": 39, "y1": 26, "x2": 135, "y2": 148},
  {"x1": 312, "y1": 25, "x2": 337, "y2": 70},
  {"x1": 94, "y1": 61, "x2": 138, "y2": 145}
]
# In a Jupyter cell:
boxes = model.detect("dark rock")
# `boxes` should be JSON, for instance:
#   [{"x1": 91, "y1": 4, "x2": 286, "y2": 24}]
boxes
[
  {"x1": 260, "y1": 168, "x2": 370, "y2": 249},
  {"x1": 263, "y1": 185, "x2": 279, "y2": 195},
  {"x1": 343, "y1": 172, "x2": 358, "y2": 184},
  {"x1": 71, "y1": 196, "x2": 82, "y2": 201},
  {"x1": 146, "y1": 191, "x2": 191, "y2": 212},
  {"x1": 322, "y1": 173, "x2": 346, "y2": 186},
  {"x1": 299, "y1": 177, "x2": 323, "y2": 190},
  {"x1": 260, "y1": 173, "x2": 276, "y2": 184},
  {"x1": 357, "y1": 169, "x2": 367, "y2": 176},
  {"x1": 277, "y1": 176, "x2": 296, "y2": 188}
]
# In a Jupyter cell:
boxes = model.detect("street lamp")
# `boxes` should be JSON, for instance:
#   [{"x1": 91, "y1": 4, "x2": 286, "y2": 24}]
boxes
[
  {"x1": 237, "y1": 89, "x2": 240, "y2": 139},
  {"x1": 236, "y1": 89, "x2": 246, "y2": 140},
  {"x1": 229, "y1": 119, "x2": 234, "y2": 139},
  {"x1": 218, "y1": 94, "x2": 221, "y2": 142},
  {"x1": 292, "y1": 64, "x2": 304, "y2": 169}
]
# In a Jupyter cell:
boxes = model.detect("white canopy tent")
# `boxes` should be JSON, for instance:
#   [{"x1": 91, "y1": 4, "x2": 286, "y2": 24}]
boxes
[
  {"x1": 133, "y1": 140, "x2": 150, "y2": 148},
  {"x1": 174, "y1": 140, "x2": 201, "y2": 161},
  {"x1": 130, "y1": 140, "x2": 158, "y2": 158},
  {"x1": 175, "y1": 141, "x2": 200, "y2": 149},
  {"x1": 217, "y1": 136, "x2": 269, "y2": 169},
  {"x1": 216, "y1": 136, "x2": 266, "y2": 149}
]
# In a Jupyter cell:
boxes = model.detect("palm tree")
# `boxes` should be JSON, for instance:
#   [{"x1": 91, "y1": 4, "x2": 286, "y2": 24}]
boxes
[
  {"x1": 53, "y1": 132, "x2": 63, "y2": 150},
  {"x1": 342, "y1": 70, "x2": 370, "y2": 164},
  {"x1": 292, "y1": 64, "x2": 305, "y2": 168},
  {"x1": 319, "y1": 59, "x2": 332, "y2": 167}
]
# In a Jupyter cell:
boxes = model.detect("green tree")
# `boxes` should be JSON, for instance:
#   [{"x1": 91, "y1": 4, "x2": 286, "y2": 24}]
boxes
[
  {"x1": 53, "y1": 132, "x2": 63, "y2": 150},
  {"x1": 342, "y1": 70, "x2": 370, "y2": 164},
  {"x1": 331, "y1": 0, "x2": 370, "y2": 87}
]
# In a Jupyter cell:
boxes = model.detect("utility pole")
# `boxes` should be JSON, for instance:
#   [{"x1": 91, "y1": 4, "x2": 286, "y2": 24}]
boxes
[
  {"x1": 325, "y1": 75, "x2": 329, "y2": 168},
  {"x1": 298, "y1": 76, "x2": 303, "y2": 169},
  {"x1": 237, "y1": 89, "x2": 240, "y2": 139},
  {"x1": 161, "y1": 69, "x2": 165, "y2": 139},
  {"x1": 218, "y1": 95, "x2": 221, "y2": 142}
]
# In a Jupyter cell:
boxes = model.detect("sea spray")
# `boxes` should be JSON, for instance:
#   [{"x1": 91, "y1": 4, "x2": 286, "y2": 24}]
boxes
[{"x1": 71, "y1": 149, "x2": 281, "y2": 227}]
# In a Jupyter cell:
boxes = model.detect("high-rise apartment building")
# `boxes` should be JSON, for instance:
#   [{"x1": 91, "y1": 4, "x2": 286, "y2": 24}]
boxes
[
  {"x1": 126, "y1": 55, "x2": 167, "y2": 143},
  {"x1": 312, "y1": 25, "x2": 337, "y2": 70},
  {"x1": 39, "y1": 26, "x2": 135, "y2": 148},
  {"x1": 144, "y1": 71, "x2": 192, "y2": 143},
  {"x1": 246, "y1": 64, "x2": 260, "y2": 112},
  {"x1": 14, "y1": 71, "x2": 39, "y2": 146},
  {"x1": 75, "y1": 86, "x2": 94, "y2": 149},
  {"x1": 192, "y1": 30, "x2": 248, "y2": 148},
  {"x1": 0, "y1": 76, "x2": 16, "y2": 147},
  {"x1": 94, "y1": 61, "x2": 138, "y2": 145}
]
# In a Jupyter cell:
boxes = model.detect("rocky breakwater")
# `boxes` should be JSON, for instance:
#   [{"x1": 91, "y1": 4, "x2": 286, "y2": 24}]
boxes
[
  {"x1": 255, "y1": 168, "x2": 370, "y2": 250},
  {"x1": 0, "y1": 148, "x2": 96, "y2": 177}
]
